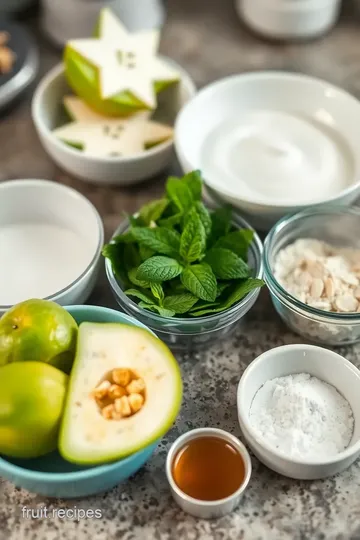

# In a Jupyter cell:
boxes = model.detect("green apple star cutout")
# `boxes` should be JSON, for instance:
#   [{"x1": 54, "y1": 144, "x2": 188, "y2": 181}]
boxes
[
  {"x1": 52, "y1": 96, "x2": 174, "y2": 158},
  {"x1": 66, "y1": 8, "x2": 179, "y2": 109}
]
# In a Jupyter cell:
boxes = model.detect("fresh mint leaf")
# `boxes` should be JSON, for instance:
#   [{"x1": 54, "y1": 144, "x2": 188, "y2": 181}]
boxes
[
  {"x1": 169, "y1": 279, "x2": 187, "y2": 294},
  {"x1": 102, "y1": 243, "x2": 129, "y2": 286},
  {"x1": 180, "y1": 211, "x2": 206, "y2": 263},
  {"x1": 139, "y1": 244, "x2": 155, "y2": 261},
  {"x1": 216, "y1": 282, "x2": 231, "y2": 297},
  {"x1": 128, "y1": 214, "x2": 144, "y2": 227},
  {"x1": 132, "y1": 226, "x2": 180, "y2": 257},
  {"x1": 102, "y1": 243, "x2": 116, "y2": 259},
  {"x1": 182, "y1": 170, "x2": 202, "y2": 201},
  {"x1": 194, "y1": 202, "x2": 212, "y2": 238},
  {"x1": 152, "y1": 305, "x2": 176, "y2": 317},
  {"x1": 137, "y1": 256, "x2": 183, "y2": 282},
  {"x1": 188, "y1": 307, "x2": 221, "y2": 317},
  {"x1": 150, "y1": 283, "x2": 165, "y2": 303},
  {"x1": 159, "y1": 212, "x2": 183, "y2": 228},
  {"x1": 205, "y1": 248, "x2": 250, "y2": 279},
  {"x1": 189, "y1": 300, "x2": 220, "y2": 312},
  {"x1": 112, "y1": 231, "x2": 136, "y2": 244},
  {"x1": 138, "y1": 300, "x2": 154, "y2": 310},
  {"x1": 128, "y1": 268, "x2": 150, "y2": 289},
  {"x1": 208, "y1": 207, "x2": 232, "y2": 246},
  {"x1": 125, "y1": 289, "x2": 154, "y2": 304},
  {"x1": 214, "y1": 229, "x2": 254, "y2": 261},
  {"x1": 189, "y1": 308, "x2": 220, "y2": 317},
  {"x1": 181, "y1": 263, "x2": 217, "y2": 302},
  {"x1": 163, "y1": 293, "x2": 199, "y2": 314},
  {"x1": 139, "y1": 198, "x2": 169, "y2": 225},
  {"x1": 221, "y1": 278, "x2": 264, "y2": 310},
  {"x1": 166, "y1": 176, "x2": 193, "y2": 213},
  {"x1": 123, "y1": 243, "x2": 141, "y2": 270},
  {"x1": 189, "y1": 278, "x2": 264, "y2": 316},
  {"x1": 139, "y1": 302, "x2": 175, "y2": 318}
]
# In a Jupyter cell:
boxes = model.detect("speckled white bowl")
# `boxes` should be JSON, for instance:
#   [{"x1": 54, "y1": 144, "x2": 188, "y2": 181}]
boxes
[
  {"x1": 32, "y1": 62, "x2": 196, "y2": 185},
  {"x1": 237, "y1": 344, "x2": 360, "y2": 480}
]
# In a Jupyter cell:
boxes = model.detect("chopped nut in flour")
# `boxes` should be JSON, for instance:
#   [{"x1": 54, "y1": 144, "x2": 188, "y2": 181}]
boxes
[{"x1": 274, "y1": 239, "x2": 360, "y2": 313}]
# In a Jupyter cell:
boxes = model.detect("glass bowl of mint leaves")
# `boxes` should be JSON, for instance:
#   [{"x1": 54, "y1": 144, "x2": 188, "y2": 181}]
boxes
[{"x1": 103, "y1": 171, "x2": 264, "y2": 350}]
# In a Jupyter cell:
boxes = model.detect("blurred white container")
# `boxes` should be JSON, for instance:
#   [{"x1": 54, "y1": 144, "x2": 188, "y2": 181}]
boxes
[
  {"x1": 236, "y1": 0, "x2": 342, "y2": 41},
  {"x1": 41, "y1": 0, "x2": 165, "y2": 47}
]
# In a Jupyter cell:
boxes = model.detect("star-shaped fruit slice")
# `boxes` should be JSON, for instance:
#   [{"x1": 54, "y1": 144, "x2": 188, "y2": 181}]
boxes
[
  {"x1": 52, "y1": 96, "x2": 174, "y2": 158},
  {"x1": 64, "y1": 7, "x2": 180, "y2": 116}
]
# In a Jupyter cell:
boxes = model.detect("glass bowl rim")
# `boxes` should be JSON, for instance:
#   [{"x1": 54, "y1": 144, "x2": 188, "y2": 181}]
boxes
[
  {"x1": 264, "y1": 205, "x2": 360, "y2": 322},
  {"x1": 105, "y1": 212, "x2": 264, "y2": 325}
]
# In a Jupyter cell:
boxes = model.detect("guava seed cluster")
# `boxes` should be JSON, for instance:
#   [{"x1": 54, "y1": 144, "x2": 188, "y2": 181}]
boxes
[{"x1": 91, "y1": 368, "x2": 145, "y2": 420}]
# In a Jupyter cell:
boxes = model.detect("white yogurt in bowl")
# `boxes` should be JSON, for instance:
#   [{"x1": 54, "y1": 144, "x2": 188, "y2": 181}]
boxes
[
  {"x1": 175, "y1": 72, "x2": 360, "y2": 230},
  {"x1": 0, "y1": 179, "x2": 104, "y2": 313},
  {"x1": 200, "y1": 110, "x2": 353, "y2": 206}
]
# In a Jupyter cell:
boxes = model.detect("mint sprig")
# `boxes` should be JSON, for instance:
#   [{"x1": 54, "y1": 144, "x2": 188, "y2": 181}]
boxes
[
  {"x1": 180, "y1": 210, "x2": 206, "y2": 263},
  {"x1": 102, "y1": 171, "x2": 264, "y2": 318}
]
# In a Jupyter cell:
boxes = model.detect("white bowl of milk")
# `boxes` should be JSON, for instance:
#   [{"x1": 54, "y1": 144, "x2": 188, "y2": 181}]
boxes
[
  {"x1": 0, "y1": 179, "x2": 104, "y2": 314},
  {"x1": 174, "y1": 71, "x2": 360, "y2": 230}
]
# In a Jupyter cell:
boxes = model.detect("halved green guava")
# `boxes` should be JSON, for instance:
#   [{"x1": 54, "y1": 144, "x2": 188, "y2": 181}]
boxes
[
  {"x1": 58, "y1": 322, "x2": 182, "y2": 465},
  {"x1": 64, "y1": 9, "x2": 179, "y2": 117}
]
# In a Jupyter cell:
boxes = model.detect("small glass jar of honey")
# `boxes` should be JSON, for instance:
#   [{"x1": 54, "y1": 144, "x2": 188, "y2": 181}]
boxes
[{"x1": 166, "y1": 428, "x2": 252, "y2": 519}]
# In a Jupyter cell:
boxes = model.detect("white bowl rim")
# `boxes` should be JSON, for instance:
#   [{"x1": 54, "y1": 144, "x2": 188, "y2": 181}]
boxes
[
  {"x1": 32, "y1": 60, "x2": 197, "y2": 164},
  {"x1": 237, "y1": 343, "x2": 360, "y2": 467},
  {"x1": 165, "y1": 427, "x2": 252, "y2": 507},
  {"x1": 0, "y1": 178, "x2": 104, "y2": 311},
  {"x1": 175, "y1": 70, "x2": 360, "y2": 209},
  {"x1": 238, "y1": 0, "x2": 342, "y2": 13}
]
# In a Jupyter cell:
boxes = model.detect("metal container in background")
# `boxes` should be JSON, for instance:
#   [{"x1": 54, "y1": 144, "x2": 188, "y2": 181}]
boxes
[
  {"x1": 0, "y1": 19, "x2": 39, "y2": 112},
  {"x1": 41, "y1": 0, "x2": 165, "y2": 48}
]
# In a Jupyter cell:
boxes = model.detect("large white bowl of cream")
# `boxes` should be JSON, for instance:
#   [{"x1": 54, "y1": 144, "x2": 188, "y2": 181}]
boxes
[
  {"x1": 174, "y1": 72, "x2": 360, "y2": 230},
  {"x1": 0, "y1": 179, "x2": 104, "y2": 314}
]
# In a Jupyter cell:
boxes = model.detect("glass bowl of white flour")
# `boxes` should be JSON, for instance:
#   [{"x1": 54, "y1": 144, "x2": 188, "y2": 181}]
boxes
[{"x1": 264, "y1": 206, "x2": 360, "y2": 345}]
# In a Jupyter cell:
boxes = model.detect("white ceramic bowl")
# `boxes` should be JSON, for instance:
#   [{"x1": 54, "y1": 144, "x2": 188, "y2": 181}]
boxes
[
  {"x1": 175, "y1": 72, "x2": 360, "y2": 230},
  {"x1": 236, "y1": 0, "x2": 341, "y2": 41},
  {"x1": 166, "y1": 428, "x2": 252, "y2": 519},
  {"x1": 237, "y1": 344, "x2": 360, "y2": 480},
  {"x1": 32, "y1": 62, "x2": 196, "y2": 185},
  {"x1": 0, "y1": 179, "x2": 104, "y2": 314}
]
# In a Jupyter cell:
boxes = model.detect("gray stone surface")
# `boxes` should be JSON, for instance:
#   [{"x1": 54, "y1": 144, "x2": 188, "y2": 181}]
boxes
[{"x1": 2, "y1": 0, "x2": 360, "y2": 538}]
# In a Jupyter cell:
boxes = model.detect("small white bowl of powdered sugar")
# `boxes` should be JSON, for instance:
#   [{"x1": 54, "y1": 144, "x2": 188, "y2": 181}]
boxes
[{"x1": 237, "y1": 344, "x2": 360, "y2": 480}]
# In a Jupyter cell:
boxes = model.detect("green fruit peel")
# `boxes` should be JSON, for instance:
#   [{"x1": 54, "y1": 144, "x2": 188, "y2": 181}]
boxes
[{"x1": 0, "y1": 362, "x2": 68, "y2": 459}]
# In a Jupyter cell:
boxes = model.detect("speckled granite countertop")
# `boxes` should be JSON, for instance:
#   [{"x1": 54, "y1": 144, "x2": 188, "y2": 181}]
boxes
[{"x1": 2, "y1": 1, "x2": 360, "y2": 539}]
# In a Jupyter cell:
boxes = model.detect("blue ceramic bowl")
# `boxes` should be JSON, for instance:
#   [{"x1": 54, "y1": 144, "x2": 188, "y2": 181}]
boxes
[{"x1": 0, "y1": 305, "x2": 158, "y2": 498}]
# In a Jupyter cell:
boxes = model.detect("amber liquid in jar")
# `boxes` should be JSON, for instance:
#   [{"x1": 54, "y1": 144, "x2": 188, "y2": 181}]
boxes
[{"x1": 171, "y1": 436, "x2": 245, "y2": 501}]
